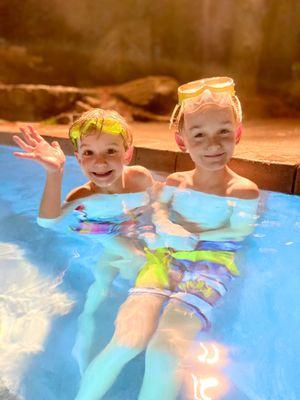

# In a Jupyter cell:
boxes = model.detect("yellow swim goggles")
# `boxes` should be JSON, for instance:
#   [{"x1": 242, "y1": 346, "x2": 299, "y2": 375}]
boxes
[
  {"x1": 69, "y1": 116, "x2": 129, "y2": 149},
  {"x1": 178, "y1": 77, "x2": 235, "y2": 105},
  {"x1": 170, "y1": 76, "x2": 237, "y2": 128}
]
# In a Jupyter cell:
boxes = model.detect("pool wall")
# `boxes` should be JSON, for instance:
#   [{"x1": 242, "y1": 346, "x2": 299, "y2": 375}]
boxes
[{"x1": 0, "y1": 120, "x2": 300, "y2": 194}]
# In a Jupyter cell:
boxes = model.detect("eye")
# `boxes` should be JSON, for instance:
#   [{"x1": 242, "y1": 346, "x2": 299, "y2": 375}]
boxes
[
  {"x1": 82, "y1": 149, "x2": 93, "y2": 156},
  {"x1": 219, "y1": 129, "x2": 231, "y2": 134},
  {"x1": 194, "y1": 132, "x2": 204, "y2": 138},
  {"x1": 107, "y1": 148, "x2": 118, "y2": 155}
]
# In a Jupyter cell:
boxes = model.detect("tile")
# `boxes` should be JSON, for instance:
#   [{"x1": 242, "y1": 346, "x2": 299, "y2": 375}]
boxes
[
  {"x1": 294, "y1": 166, "x2": 300, "y2": 195},
  {"x1": 229, "y1": 158, "x2": 296, "y2": 193},
  {"x1": 135, "y1": 147, "x2": 176, "y2": 172},
  {"x1": 175, "y1": 152, "x2": 194, "y2": 171},
  {"x1": 1, "y1": 126, "x2": 299, "y2": 195}
]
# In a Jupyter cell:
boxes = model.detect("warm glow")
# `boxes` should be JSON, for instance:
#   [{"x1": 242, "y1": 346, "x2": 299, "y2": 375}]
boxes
[
  {"x1": 182, "y1": 341, "x2": 231, "y2": 400},
  {"x1": 197, "y1": 341, "x2": 229, "y2": 367},
  {"x1": 191, "y1": 372, "x2": 229, "y2": 400},
  {"x1": 197, "y1": 342, "x2": 220, "y2": 364},
  {"x1": 192, "y1": 375, "x2": 219, "y2": 400}
]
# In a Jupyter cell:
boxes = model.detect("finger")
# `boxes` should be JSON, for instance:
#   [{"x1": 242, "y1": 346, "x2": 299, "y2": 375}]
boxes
[
  {"x1": 51, "y1": 140, "x2": 61, "y2": 149},
  {"x1": 12, "y1": 135, "x2": 33, "y2": 152},
  {"x1": 20, "y1": 126, "x2": 38, "y2": 147},
  {"x1": 13, "y1": 151, "x2": 35, "y2": 159},
  {"x1": 19, "y1": 126, "x2": 36, "y2": 146},
  {"x1": 28, "y1": 125, "x2": 43, "y2": 142}
]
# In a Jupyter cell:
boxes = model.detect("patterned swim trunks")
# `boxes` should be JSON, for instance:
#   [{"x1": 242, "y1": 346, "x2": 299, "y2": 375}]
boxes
[{"x1": 130, "y1": 241, "x2": 240, "y2": 328}]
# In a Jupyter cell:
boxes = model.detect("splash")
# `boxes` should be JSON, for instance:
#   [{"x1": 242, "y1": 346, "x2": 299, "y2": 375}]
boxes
[{"x1": 0, "y1": 243, "x2": 74, "y2": 396}]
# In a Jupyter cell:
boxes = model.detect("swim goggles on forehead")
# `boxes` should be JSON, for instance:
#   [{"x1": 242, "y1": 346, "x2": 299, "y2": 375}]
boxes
[
  {"x1": 69, "y1": 116, "x2": 127, "y2": 148},
  {"x1": 170, "y1": 77, "x2": 237, "y2": 128}
]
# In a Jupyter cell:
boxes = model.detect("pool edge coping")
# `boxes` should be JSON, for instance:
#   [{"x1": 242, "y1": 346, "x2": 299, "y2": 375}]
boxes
[{"x1": 1, "y1": 129, "x2": 299, "y2": 195}]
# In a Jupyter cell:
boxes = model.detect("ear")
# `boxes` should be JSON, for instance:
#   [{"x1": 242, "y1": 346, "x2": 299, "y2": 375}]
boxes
[
  {"x1": 235, "y1": 124, "x2": 242, "y2": 144},
  {"x1": 74, "y1": 150, "x2": 81, "y2": 163},
  {"x1": 124, "y1": 146, "x2": 134, "y2": 165},
  {"x1": 174, "y1": 132, "x2": 187, "y2": 152}
]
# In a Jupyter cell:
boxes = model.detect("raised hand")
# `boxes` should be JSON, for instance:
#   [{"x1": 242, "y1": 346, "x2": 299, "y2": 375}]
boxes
[{"x1": 13, "y1": 126, "x2": 66, "y2": 173}]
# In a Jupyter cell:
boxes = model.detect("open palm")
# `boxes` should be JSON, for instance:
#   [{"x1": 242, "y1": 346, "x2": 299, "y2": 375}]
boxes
[{"x1": 13, "y1": 126, "x2": 66, "y2": 172}]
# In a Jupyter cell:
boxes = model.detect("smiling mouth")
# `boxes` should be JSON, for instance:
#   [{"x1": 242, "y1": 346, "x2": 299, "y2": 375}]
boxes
[
  {"x1": 204, "y1": 153, "x2": 225, "y2": 158},
  {"x1": 92, "y1": 170, "x2": 113, "y2": 178}
]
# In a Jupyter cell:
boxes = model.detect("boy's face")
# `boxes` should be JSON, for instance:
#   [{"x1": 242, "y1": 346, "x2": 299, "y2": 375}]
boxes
[
  {"x1": 75, "y1": 131, "x2": 131, "y2": 189},
  {"x1": 181, "y1": 105, "x2": 237, "y2": 171}
]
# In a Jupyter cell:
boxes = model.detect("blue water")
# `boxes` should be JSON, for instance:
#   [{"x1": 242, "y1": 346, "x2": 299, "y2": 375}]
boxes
[{"x1": 0, "y1": 145, "x2": 299, "y2": 400}]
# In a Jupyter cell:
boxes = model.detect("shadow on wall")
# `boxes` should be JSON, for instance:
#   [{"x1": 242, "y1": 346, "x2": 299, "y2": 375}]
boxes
[{"x1": 0, "y1": 0, "x2": 300, "y2": 92}]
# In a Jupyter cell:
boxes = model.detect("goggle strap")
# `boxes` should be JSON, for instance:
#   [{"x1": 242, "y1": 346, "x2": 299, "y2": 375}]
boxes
[{"x1": 169, "y1": 104, "x2": 181, "y2": 130}]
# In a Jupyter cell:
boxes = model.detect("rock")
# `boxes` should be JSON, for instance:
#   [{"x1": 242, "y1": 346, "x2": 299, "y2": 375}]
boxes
[
  {"x1": 112, "y1": 76, "x2": 178, "y2": 115},
  {"x1": 292, "y1": 62, "x2": 300, "y2": 81},
  {"x1": 240, "y1": 93, "x2": 300, "y2": 119},
  {"x1": 131, "y1": 108, "x2": 170, "y2": 122},
  {"x1": 289, "y1": 65, "x2": 300, "y2": 106},
  {"x1": 0, "y1": 77, "x2": 179, "y2": 123},
  {"x1": 288, "y1": 82, "x2": 300, "y2": 111},
  {"x1": 74, "y1": 100, "x2": 92, "y2": 113},
  {"x1": 82, "y1": 95, "x2": 102, "y2": 108},
  {"x1": 0, "y1": 84, "x2": 85, "y2": 121},
  {"x1": 54, "y1": 112, "x2": 76, "y2": 125}
]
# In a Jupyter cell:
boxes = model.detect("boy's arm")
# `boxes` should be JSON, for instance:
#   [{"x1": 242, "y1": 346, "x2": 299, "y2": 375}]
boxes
[
  {"x1": 126, "y1": 165, "x2": 154, "y2": 191},
  {"x1": 13, "y1": 126, "x2": 66, "y2": 220},
  {"x1": 39, "y1": 170, "x2": 64, "y2": 219},
  {"x1": 153, "y1": 174, "x2": 194, "y2": 236},
  {"x1": 198, "y1": 223, "x2": 256, "y2": 242},
  {"x1": 199, "y1": 184, "x2": 259, "y2": 242},
  {"x1": 151, "y1": 175, "x2": 198, "y2": 249}
]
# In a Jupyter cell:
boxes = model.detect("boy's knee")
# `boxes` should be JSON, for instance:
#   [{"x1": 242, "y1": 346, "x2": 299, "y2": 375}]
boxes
[
  {"x1": 113, "y1": 294, "x2": 164, "y2": 349},
  {"x1": 146, "y1": 328, "x2": 191, "y2": 359},
  {"x1": 112, "y1": 326, "x2": 151, "y2": 350},
  {"x1": 146, "y1": 329, "x2": 174, "y2": 354},
  {"x1": 108, "y1": 336, "x2": 144, "y2": 360}
]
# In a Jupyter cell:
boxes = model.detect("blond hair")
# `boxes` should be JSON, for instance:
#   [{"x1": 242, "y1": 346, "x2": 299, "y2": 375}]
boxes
[
  {"x1": 175, "y1": 92, "x2": 242, "y2": 133},
  {"x1": 170, "y1": 77, "x2": 242, "y2": 133},
  {"x1": 69, "y1": 108, "x2": 133, "y2": 150}
]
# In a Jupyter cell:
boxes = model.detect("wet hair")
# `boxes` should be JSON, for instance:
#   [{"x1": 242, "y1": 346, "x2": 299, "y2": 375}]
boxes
[
  {"x1": 69, "y1": 108, "x2": 133, "y2": 150},
  {"x1": 176, "y1": 90, "x2": 242, "y2": 134},
  {"x1": 170, "y1": 77, "x2": 243, "y2": 134}
]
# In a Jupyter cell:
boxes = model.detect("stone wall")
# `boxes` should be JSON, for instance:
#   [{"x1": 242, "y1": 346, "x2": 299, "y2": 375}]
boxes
[{"x1": 0, "y1": 0, "x2": 299, "y2": 93}]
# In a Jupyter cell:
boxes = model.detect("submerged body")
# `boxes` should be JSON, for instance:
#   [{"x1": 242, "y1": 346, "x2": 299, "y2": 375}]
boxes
[
  {"x1": 134, "y1": 186, "x2": 258, "y2": 327},
  {"x1": 2, "y1": 145, "x2": 299, "y2": 400},
  {"x1": 75, "y1": 78, "x2": 260, "y2": 400},
  {"x1": 75, "y1": 188, "x2": 258, "y2": 400},
  {"x1": 12, "y1": 109, "x2": 154, "y2": 375}
]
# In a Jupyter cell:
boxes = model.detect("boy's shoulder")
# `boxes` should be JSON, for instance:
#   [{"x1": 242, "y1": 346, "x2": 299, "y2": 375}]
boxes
[
  {"x1": 65, "y1": 183, "x2": 93, "y2": 202},
  {"x1": 165, "y1": 171, "x2": 189, "y2": 187},
  {"x1": 227, "y1": 175, "x2": 259, "y2": 200},
  {"x1": 125, "y1": 165, "x2": 154, "y2": 191}
]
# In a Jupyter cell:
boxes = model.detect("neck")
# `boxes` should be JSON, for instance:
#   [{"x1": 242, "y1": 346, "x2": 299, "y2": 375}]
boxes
[
  {"x1": 192, "y1": 165, "x2": 232, "y2": 189},
  {"x1": 90, "y1": 172, "x2": 125, "y2": 195}
]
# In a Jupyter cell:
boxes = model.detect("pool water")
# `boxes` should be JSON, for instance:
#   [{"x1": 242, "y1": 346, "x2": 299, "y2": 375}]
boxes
[{"x1": 0, "y1": 145, "x2": 299, "y2": 400}]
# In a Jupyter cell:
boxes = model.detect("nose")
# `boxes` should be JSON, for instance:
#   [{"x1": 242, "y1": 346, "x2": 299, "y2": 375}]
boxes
[
  {"x1": 206, "y1": 135, "x2": 221, "y2": 149},
  {"x1": 94, "y1": 154, "x2": 107, "y2": 166}
]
